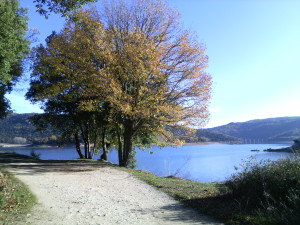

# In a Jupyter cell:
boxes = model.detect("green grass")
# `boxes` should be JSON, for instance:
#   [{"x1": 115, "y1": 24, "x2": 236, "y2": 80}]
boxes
[
  {"x1": 123, "y1": 168, "x2": 225, "y2": 199},
  {"x1": 0, "y1": 168, "x2": 36, "y2": 224},
  {"x1": 0, "y1": 152, "x2": 36, "y2": 160}
]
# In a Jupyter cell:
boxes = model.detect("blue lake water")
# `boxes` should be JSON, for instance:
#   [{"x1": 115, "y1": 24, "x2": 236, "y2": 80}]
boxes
[{"x1": 0, "y1": 143, "x2": 291, "y2": 182}]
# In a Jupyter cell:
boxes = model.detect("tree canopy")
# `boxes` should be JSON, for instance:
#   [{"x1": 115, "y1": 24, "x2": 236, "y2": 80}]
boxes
[
  {"x1": 0, "y1": 0, "x2": 30, "y2": 119},
  {"x1": 27, "y1": 0, "x2": 212, "y2": 167},
  {"x1": 33, "y1": 0, "x2": 97, "y2": 17}
]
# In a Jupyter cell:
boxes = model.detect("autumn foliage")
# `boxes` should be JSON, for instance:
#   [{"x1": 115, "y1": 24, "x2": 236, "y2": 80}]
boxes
[{"x1": 27, "y1": 0, "x2": 211, "y2": 167}]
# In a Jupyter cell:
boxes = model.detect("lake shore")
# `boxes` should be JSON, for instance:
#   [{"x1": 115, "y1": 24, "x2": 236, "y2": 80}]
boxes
[
  {"x1": 0, "y1": 141, "x2": 234, "y2": 149},
  {"x1": 183, "y1": 142, "x2": 224, "y2": 145},
  {"x1": 0, "y1": 143, "x2": 30, "y2": 148},
  {"x1": 0, "y1": 143, "x2": 61, "y2": 148}
]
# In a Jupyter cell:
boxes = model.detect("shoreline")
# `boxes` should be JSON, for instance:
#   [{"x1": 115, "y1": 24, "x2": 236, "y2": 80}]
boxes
[
  {"x1": 182, "y1": 142, "x2": 224, "y2": 145},
  {"x1": 0, "y1": 141, "x2": 291, "y2": 149},
  {"x1": 0, "y1": 143, "x2": 58, "y2": 148}
]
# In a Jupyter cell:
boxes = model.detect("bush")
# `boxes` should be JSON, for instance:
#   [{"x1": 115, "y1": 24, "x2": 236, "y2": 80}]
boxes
[
  {"x1": 294, "y1": 139, "x2": 300, "y2": 144},
  {"x1": 226, "y1": 155, "x2": 300, "y2": 224},
  {"x1": 30, "y1": 150, "x2": 41, "y2": 160},
  {"x1": 259, "y1": 188, "x2": 300, "y2": 225}
]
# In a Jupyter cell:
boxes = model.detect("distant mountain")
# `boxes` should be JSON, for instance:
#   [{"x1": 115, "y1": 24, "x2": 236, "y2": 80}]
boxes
[
  {"x1": 0, "y1": 113, "x2": 56, "y2": 144},
  {"x1": 203, "y1": 117, "x2": 300, "y2": 143}
]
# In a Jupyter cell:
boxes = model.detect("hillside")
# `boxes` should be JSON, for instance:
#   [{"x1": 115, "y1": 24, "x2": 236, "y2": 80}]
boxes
[
  {"x1": 168, "y1": 126, "x2": 241, "y2": 143},
  {"x1": 0, "y1": 113, "x2": 56, "y2": 144},
  {"x1": 196, "y1": 129, "x2": 242, "y2": 143},
  {"x1": 205, "y1": 117, "x2": 300, "y2": 143}
]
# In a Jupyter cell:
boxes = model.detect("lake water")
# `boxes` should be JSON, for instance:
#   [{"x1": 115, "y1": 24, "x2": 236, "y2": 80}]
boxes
[{"x1": 0, "y1": 143, "x2": 291, "y2": 182}]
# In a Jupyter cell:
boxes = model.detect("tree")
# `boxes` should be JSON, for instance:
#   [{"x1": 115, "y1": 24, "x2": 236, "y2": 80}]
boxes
[
  {"x1": 33, "y1": 0, "x2": 97, "y2": 17},
  {"x1": 0, "y1": 0, "x2": 29, "y2": 118},
  {"x1": 29, "y1": 111, "x2": 100, "y2": 159},
  {"x1": 27, "y1": 0, "x2": 212, "y2": 167},
  {"x1": 26, "y1": 15, "x2": 109, "y2": 159},
  {"x1": 96, "y1": 0, "x2": 212, "y2": 167}
]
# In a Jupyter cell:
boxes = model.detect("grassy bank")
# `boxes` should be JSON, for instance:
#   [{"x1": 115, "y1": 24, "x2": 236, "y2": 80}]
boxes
[{"x1": 0, "y1": 168, "x2": 36, "y2": 224}]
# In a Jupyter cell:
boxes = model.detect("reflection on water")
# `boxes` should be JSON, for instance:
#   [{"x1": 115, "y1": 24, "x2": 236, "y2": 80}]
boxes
[{"x1": 0, "y1": 144, "x2": 290, "y2": 182}]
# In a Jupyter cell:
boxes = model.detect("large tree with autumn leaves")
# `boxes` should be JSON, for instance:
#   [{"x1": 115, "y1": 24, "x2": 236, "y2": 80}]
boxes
[{"x1": 27, "y1": 0, "x2": 211, "y2": 167}]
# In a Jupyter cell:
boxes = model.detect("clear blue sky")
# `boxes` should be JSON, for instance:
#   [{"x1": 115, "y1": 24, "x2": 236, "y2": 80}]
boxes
[{"x1": 7, "y1": 0, "x2": 300, "y2": 128}]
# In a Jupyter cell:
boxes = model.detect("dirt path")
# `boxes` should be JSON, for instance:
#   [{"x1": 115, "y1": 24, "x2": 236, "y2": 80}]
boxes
[{"x1": 1, "y1": 157, "x2": 223, "y2": 225}]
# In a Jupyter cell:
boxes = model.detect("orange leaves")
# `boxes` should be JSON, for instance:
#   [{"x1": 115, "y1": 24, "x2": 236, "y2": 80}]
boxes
[{"x1": 30, "y1": 0, "x2": 212, "y2": 143}]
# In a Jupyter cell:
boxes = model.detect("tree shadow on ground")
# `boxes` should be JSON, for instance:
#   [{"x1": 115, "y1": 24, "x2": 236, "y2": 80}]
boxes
[
  {"x1": 0, "y1": 153, "x2": 115, "y2": 176},
  {"x1": 131, "y1": 202, "x2": 224, "y2": 224}
]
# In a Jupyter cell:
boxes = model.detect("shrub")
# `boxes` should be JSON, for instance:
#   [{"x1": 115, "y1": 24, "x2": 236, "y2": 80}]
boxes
[
  {"x1": 226, "y1": 155, "x2": 300, "y2": 224},
  {"x1": 294, "y1": 139, "x2": 300, "y2": 144},
  {"x1": 259, "y1": 188, "x2": 300, "y2": 225},
  {"x1": 30, "y1": 150, "x2": 41, "y2": 160}
]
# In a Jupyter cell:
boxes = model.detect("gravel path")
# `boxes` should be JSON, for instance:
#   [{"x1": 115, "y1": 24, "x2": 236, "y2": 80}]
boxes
[{"x1": 1, "y1": 158, "x2": 223, "y2": 225}]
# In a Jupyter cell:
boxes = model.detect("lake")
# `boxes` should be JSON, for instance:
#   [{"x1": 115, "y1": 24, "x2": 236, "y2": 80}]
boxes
[{"x1": 0, "y1": 143, "x2": 291, "y2": 182}]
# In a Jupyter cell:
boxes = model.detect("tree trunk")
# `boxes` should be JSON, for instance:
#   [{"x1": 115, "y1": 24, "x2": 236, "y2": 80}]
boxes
[
  {"x1": 86, "y1": 140, "x2": 92, "y2": 159},
  {"x1": 81, "y1": 124, "x2": 92, "y2": 159},
  {"x1": 86, "y1": 125, "x2": 92, "y2": 159},
  {"x1": 100, "y1": 127, "x2": 108, "y2": 161},
  {"x1": 92, "y1": 131, "x2": 98, "y2": 159},
  {"x1": 122, "y1": 119, "x2": 134, "y2": 167},
  {"x1": 74, "y1": 131, "x2": 85, "y2": 159},
  {"x1": 116, "y1": 124, "x2": 123, "y2": 166},
  {"x1": 90, "y1": 146, "x2": 95, "y2": 159},
  {"x1": 84, "y1": 140, "x2": 88, "y2": 158}
]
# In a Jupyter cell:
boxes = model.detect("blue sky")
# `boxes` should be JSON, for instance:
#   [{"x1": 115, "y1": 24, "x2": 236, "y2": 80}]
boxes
[{"x1": 7, "y1": 0, "x2": 300, "y2": 128}]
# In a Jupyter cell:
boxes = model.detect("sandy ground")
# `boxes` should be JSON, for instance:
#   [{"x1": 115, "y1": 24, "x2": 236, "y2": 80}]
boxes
[{"x1": 0, "y1": 157, "x2": 223, "y2": 225}]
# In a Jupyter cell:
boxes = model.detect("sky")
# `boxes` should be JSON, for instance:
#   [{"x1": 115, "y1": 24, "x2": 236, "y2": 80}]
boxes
[{"x1": 7, "y1": 0, "x2": 300, "y2": 128}]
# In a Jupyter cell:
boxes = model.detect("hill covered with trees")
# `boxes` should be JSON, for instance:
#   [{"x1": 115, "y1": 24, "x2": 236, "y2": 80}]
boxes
[
  {"x1": 196, "y1": 130, "x2": 242, "y2": 143},
  {"x1": 0, "y1": 113, "x2": 56, "y2": 144}
]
